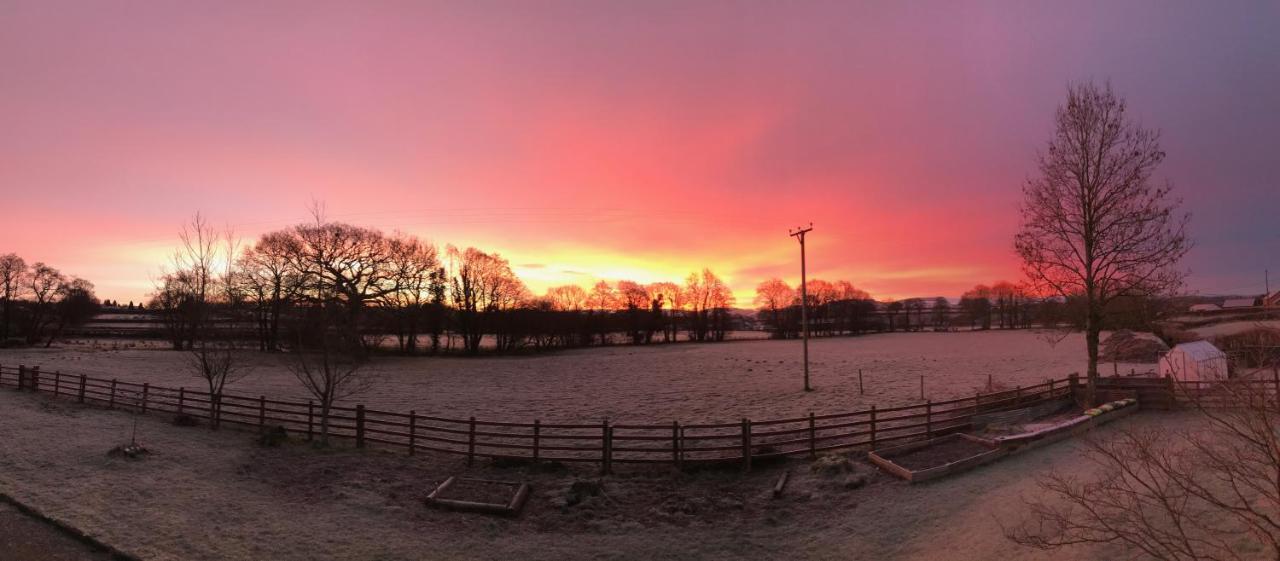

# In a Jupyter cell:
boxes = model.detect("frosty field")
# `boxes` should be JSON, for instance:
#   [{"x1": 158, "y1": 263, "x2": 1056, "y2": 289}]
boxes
[
  {"x1": 0, "y1": 330, "x2": 1144, "y2": 424},
  {"x1": 0, "y1": 384, "x2": 1163, "y2": 561}
]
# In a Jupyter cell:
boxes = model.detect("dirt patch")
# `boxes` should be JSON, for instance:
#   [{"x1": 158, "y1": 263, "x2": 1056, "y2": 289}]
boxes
[{"x1": 889, "y1": 438, "x2": 994, "y2": 472}]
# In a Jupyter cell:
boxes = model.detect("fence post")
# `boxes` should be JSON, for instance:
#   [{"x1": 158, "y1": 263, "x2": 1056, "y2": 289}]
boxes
[
  {"x1": 178, "y1": 387, "x2": 185, "y2": 413},
  {"x1": 1273, "y1": 367, "x2": 1279, "y2": 410},
  {"x1": 672, "y1": 421, "x2": 680, "y2": 468},
  {"x1": 307, "y1": 401, "x2": 315, "y2": 441},
  {"x1": 1049, "y1": 378, "x2": 1055, "y2": 397},
  {"x1": 408, "y1": 410, "x2": 416, "y2": 456},
  {"x1": 870, "y1": 405, "x2": 877, "y2": 449},
  {"x1": 142, "y1": 383, "x2": 149, "y2": 414},
  {"x1": 925, "y1": 400, "x2": 933, "y2": 439},
  {"x1": 467, "y1": 417, "x2": 476, "y2": 467},
  {"x1": 919, "y1": 375, "x2": 925, "y2": 400},
  {"x1": 17, "y1": 365, "x2": 25, "y2": 390},
  {"x1": 355, "y1": 404, "x2": 366, "y2": 448},
  {"x1": 601, "y1": 419, "x2": 612, "y2": 475},
  {"x1": 30, "y1": 366, "x2": 39, "y2": 392},
  {"x1": 53, "y1": 371, "x2": 60, "y2": 398},
  {"x1": 78, "y1": 375, "x2": 86, "y2": 403},
  {"x1": 858, "y1": 369, "x2": 864, "y2": 395},
  {"x1": 741, "y1": 418, "x2": 752, "y2": 472},
  {"x1": 109, "y1": 379, "x2": 117, "y2": 409},
  {"x1": 808, "y1": 412, "x2": 817, "y2": 459},
  {"x1": 258, "y1": 396, "x2": 266, "y2": 433},
  {"x1": 533, "y1": 419, "x2": 541, "y2": 463},
  {"x1": 1068, "y1": 373, "x2": 1079, "y2": 402},
  {"x1": 1014, "y1": 385, "x2": 1022, "y2": 407},
  {"x1": 213, "y1": 393, "x2": 221, "y2": 430}
]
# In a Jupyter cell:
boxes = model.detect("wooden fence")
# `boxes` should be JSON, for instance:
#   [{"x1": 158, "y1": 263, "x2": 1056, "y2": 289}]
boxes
[
  {"x1": 0, "y1": 363, "x2": 1076, "y2": 473},
  {"x1": 1096, "y1": 372, "x2": 1280, "y2": 410}
]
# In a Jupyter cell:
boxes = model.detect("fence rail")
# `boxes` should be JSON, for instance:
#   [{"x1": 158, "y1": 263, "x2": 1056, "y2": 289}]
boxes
[{"x1": 0, "y1": 363, "x2": 1078, "y2": 473}]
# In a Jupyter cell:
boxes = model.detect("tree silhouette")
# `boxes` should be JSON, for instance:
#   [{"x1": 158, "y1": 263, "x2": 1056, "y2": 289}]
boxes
[{"x1": 1016, "y1": 81, "x2": 1190, "y2": 405}]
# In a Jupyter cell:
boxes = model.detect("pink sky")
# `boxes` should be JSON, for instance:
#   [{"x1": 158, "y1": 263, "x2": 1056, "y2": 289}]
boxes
[{"x1": 2, "y1": 1, "x2": 1277, "y2": 304}]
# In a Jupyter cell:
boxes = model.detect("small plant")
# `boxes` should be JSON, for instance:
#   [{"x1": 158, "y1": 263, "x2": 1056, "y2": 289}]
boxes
[{"x1": 256, "y1": 425, "x2": 289, "y2": 447}]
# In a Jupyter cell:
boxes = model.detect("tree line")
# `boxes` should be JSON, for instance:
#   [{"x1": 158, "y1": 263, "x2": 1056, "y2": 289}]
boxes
[
  {"x1": 149, "y1": 213, "x2": 742, "y2": 357},
  {"x1": 0, "y1": 253, "x2": 99, "y2": 347},
  {"x1": 751, "y1": 276, "x2": 1163, "y2": 340}
]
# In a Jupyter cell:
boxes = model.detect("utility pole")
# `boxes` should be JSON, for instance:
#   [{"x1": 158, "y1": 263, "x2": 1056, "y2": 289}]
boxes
[{"x1": 790, "y1": 223, "x2": 814, "y2": 392}]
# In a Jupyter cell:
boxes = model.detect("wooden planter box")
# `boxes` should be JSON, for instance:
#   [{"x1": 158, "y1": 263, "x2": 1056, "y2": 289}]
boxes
[
  {"x1": 868, "y1": 433, "x2": 1007, "y2": 483},
  {"x1": 870, "y1": 401, "x2": 1140, "y2": 484},
  {"x1": 424, "y1": 477, "x2": 531, "y2": 517},
  {"x1": 968, "y1": 401, "x2": 1139, "y2": 453}
]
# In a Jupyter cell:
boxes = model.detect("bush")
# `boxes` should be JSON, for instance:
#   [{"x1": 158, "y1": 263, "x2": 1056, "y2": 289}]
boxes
[{"x1": 256, "y1": 425, "x2": 289, "y2": 447}]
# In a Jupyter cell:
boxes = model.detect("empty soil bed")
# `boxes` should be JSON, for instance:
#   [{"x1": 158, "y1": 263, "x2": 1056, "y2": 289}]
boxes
[
  {"x1": 434, "y1": 479, "x2": 521, "y2": 505},
  {"x1": 888, "y1": 438, "x2": 994, "y2": 472}
]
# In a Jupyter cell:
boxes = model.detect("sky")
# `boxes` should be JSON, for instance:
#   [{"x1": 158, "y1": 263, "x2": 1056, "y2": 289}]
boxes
[{"x1": 1, "y1": 1, "x2": 1277, "y2": 305}]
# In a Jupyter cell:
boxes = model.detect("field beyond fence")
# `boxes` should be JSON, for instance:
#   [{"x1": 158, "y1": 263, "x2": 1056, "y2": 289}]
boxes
[{"x1": 0, "y1": 363, "x2": 1094, "y2": 473}]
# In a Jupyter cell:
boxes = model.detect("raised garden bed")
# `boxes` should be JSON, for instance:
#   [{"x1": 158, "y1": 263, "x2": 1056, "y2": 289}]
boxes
[
  {"x1": 867, "y1": 433, "x2": 1006, "y2": 483},
  {"x1": 870, "y1": 398, "x2": 1141, "y2": 483},
  {"x1": 968, "y1": 398, "x2": 1140, "y2": 453},
  {"x1": 424, "y1": 477, "x2": 531, "y2": 516}
]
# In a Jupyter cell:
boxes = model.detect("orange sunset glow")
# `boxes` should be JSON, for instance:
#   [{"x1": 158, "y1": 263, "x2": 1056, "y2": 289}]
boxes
[{"x1": 2, "y1": 2, "x2": 1276, "y2": 304}]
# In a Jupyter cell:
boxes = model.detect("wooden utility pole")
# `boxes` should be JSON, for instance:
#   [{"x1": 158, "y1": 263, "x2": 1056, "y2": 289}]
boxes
[{"x1": 790, "y1": 223, "x2": 814, "y2": 392}]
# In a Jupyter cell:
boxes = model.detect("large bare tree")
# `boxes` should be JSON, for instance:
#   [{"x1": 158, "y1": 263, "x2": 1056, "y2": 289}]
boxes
[{"x1": 1016, "y1": 81, "x2": 1190, "y2": 405}]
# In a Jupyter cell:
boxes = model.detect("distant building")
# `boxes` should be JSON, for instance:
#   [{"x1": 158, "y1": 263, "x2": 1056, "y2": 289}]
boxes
[
  {"x1": 1159, "y1": 341, "x2": 1229, "y2": 383},
  {"x1": 1222, "y1": 297, "x2": 1258, "y2": 309},
  {"x1": 1265, "y1": 291, "x2": 1280, "y2": 308},
  {"x1": 1188, "y1": 303, "x2": 1221, "y2": 313}
]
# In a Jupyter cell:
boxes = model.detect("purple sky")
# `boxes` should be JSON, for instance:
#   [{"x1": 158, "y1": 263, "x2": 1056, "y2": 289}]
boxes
[{"x1": 1, "y1": 1, "x2": 1277, "y2": 303}]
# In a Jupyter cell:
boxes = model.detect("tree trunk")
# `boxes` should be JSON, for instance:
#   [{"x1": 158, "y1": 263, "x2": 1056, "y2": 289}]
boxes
[
  {"x1": 320, "y1": 401, "x2": 332, "y2": 445},
  {"x1": 1084, "y1": 309, "x2": 1101, "y2": 407}
]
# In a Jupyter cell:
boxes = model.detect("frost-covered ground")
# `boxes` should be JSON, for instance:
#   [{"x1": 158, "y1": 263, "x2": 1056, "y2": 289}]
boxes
[
  {"x1": 0, "y1": 330, "x2": 1149, "y2": 424},
  {"x1": 0, "y1": 386, "x2": 1171, "y2": 561}
]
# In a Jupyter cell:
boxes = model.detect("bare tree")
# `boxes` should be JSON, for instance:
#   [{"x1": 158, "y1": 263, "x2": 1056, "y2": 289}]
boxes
[
  {"x1": 383, "y1": 233, "x2": 440, "y2": 355},
  {"x1": 187, "y1": 337, "x2": 249, "y2": 429},
  {"x1": 44, "y1": 277, "x2": 98, "y2": 347},
  {"x1": 237, "y1": 231, "x2": 305, "y2": 351},
  {"x1": 546, "y1": 285, "x2": 587, "y2": 312},
  {"x1": 685, "y1": 269, "x2": 733, "y2": 341},
  {"x1": 1016, "y1": 81, "x2": 1191, "y2": 405},
  {"x1": 286, "y1": 308, "x2": 372, "y2": 445},
  {"x1": 286, "y1": 221, "x2": 400, "y2": 348},
  {"x1": 0, "y1": 253, "x2": 27, "y2": 342},
  {"x1": 931, "y1": 296, "x2": 951, "y2": 331},
  {"x1": 446, "y1": 246, "x2": 527, "y2": 354},
  {"x1": 755, "y1": 278, "x2": 795, "y2": 339},
  {"x1": 1007, "y1": 375, "x2": 1280, "y2": 560},
  {"x1": 24, "y1": 262, "x2": 65, "y2": 344},
  {"x1": 617, "y1": 280, "x2": 650, "y2": 344},
  {"x1": 646, "y1": 281, "x2": 682, "y2": 342},
  {"x1": 152, "y1": 214, "x2": 226, "y2": 350},
  {"x1": 588, "y1": 280, "x2": 617, "y2": 345},
  {"x1": 885, "y1": 300, "x2": 903, "y2": 332}
]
